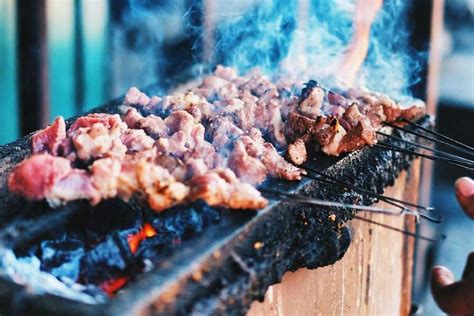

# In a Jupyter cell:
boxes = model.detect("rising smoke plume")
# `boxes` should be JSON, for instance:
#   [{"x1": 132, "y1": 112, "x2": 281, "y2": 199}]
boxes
[
  {"x1": 211, "y1": 0, "x2": 425, "y2": 98},
  {"x1": 119, "y1": 0, "x2": 425, "y2": 99}
]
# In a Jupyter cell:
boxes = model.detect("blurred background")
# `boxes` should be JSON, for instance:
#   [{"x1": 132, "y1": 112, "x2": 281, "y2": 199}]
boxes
[
  {"x1": 0, "y1": 0, "x2": 473, "y2": 314},
  {"x1": 413, "y1": 1, "x2": 474, "y2": 315}
]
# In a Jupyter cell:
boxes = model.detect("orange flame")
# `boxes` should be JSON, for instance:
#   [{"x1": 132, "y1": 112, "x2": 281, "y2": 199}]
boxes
[
  {"x1": 100, "y1": 223, "x2": 158, "y2": 296},
  {"x1": 337, "y1": 0, "x2": 383, "y2": 86},
  {"x1": 101, "y1": 277, "x2": 129, "y2": 296},
  {"x1": 127, "y1": 223, "x2": 157, "y2": 254}
]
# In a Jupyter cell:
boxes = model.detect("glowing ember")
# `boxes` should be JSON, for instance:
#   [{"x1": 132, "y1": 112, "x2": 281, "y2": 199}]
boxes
[
  {"x1": 127, "y1": 223, "x2": 157, "y2": 254},
  {"x1": 100, "y1": 277, "x2": 129, "y2": 296},
  {"x1": 99, "y1": 224, "x2": 157, "y2": 296},
  {"x1": 337, "y1": 0, "x2": 383, "y2": 86}
]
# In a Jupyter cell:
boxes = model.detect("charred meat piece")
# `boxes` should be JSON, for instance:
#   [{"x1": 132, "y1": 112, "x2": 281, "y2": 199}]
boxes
[
  {"x1": 400, "y1": 101, "x2": 426, "y2": 123},
  {"x1": 214, "y1": 65, "x2": 238, "y2": 81},
  {"x1": 346, "y1": 88, "x2": 425, "y2": 124},
  {"x1": 298, "y1": 80, "x2": 325, "y2": 119},
  {"x1": 196, "y1": 75, "x2": 239, "y2": 101},
  {"x1": 337, "y1": 120, "x2": 376, "y2": 154},
  {"x1": 287, "y1": 139, "x2": 307, "y2": 166},
  {"x1": 261, "y1": 143, "x2": 305, "y2": 181},
  {"x1": 238, "y1": 71, "x2": 275, "y2": 97},
  {"x1": 284, "y1": 112, "x2": 327, "y2": 144},
  {"x1": 327, "y1": 90, "x2": 349, "y2": 108},
  {"x1": 69, "y1": 113, "x2": 124, "y2": 133},
  {"x1": 135, "y1": 161, "x2": 190, "y2": 212},
  {"x1": 49, "y1": 169, "x2": 100, "y2": 207},
  {"x1": 315, "y1": 117, "x2": 347, "y2": 156}
]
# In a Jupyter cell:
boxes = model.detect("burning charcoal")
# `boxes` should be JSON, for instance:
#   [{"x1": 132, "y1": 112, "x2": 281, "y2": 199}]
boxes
[
  {"x1": 152, "y1": 209, "x2": 187, "y2": 241},
  {"x1": 83, "y1": 199, "x2": 143, "y2": 244},
  {"x1": 195, "y1": 201, "x2": 221, "y2": 225},
  {"x1": 40, "y1": 236, "x2": 85, "y2": 281},
  {"x1": 135, "y1": 234, "x2": 174, "y2": 262},
  {"x1": 79, "y1": 233, "x2": 135, "y2": 284},
  {"x1": 137, "y1": 203, "x2": 221, "y2": 262},
  {"x1": 151, "y1": 206, "x2": 206, "y2": 241}
]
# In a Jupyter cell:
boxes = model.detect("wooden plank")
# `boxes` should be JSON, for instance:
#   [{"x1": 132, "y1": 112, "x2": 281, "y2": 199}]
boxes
[
  {"x1": 400, "y1": 158, "x2": 420, "y2": 316},
  {"x1": 247, "y1": 159, "x2": 421, "y2": 316}
]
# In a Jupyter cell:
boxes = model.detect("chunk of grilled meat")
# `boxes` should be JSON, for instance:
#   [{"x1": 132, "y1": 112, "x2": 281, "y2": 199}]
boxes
[{"x1": 9, "y1": 65, "x2": 426, "y2": 213}]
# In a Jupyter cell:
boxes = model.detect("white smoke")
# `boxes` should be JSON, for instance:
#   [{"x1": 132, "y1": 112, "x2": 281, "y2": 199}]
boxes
[{"x1": 211, "y1": 0, "x2": 425, "y2": 98}]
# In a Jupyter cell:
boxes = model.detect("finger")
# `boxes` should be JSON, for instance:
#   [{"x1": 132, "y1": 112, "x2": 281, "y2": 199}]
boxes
[
  {"x1": 454, "y1": 177, "x2": 474, "y2": 219},
  {"x1": 431, "y1": 266, "x2": 474, "y2": 315},
  {"x1": 462, "y1": 252, "x2": 474, "y2": 279}
]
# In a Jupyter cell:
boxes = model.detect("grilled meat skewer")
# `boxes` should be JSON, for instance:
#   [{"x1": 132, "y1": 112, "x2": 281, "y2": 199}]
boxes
[{"x1": 8, "y1": 65, "x2": 436, "y2": 213}]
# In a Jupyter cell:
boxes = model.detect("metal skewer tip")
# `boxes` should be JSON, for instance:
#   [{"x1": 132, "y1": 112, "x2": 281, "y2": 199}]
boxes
[
  {"x1": 353, "y1": 215, "x2": 446, "y2": 243},
  {"x1": 376, "y1": 131, "x2": 474, "y2": 166},
  {"x1": 374, "y1": 143, "x2": 474, "y2": 171},
  {"x1": 384, "y1": 121, "x2": 474, "y2": 158},
  {"x1": 261, "y1": 189, "x2": 443, "y2": 224},
  {"x1": 401, "y1": 118, "x2": 474, "y2": 154}
]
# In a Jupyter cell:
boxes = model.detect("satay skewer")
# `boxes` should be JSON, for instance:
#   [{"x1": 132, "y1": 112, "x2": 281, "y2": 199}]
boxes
[
  {"x1": 376, "y1": 131, "x2": 474, "y2": 166},
  {"x1": 301, "y1": 166, "x2": 434, "y2": 212},
  {"x1": 353, "y1": 215, "x2": 445, "y2": 243},
  {"x1": 384, "y1": 122, "x2": 474, "y2": 158},
  {"x1": 260, "y1": 189, "x2": 442, "y2": 223},
  {"x1": 374, "y1": 143, "x2": 474, "y2": 171},
  {"x1": 400, "y1": 118, "x2": 474, "y2": 154}
]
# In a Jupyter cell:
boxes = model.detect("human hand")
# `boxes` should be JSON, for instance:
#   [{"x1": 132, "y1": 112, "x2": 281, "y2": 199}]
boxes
[
  {"x1": 454, "y1": 177, "x2": 474, "y2": 219},
  {"x1": 430, "y1": 177, "x2": 474, "y2": 315}
]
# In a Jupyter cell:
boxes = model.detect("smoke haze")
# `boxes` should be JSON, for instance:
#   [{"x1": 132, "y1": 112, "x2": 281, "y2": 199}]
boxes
[{"x1": 120, "y1": 0, "x2": 425, "y2": 99}]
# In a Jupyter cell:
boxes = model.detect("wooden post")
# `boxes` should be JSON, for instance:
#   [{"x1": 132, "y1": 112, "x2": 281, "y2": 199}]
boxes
[
  {"x1": 16, "y1": 0, "x2": 49, "y2": 135},
  {"x1": 74, "y1": 0, "x2": 85, "y2": 114}
]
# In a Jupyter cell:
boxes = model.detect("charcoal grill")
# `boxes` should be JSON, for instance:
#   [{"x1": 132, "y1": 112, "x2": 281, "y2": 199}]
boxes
[{"x1": 0, "y1": 81, "x2": 426, "y2": 315}]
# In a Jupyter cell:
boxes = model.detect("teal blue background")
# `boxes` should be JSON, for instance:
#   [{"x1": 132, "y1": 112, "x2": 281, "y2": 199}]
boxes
[{"x1": 0, "y1": 0, "x2": 109, "y2": 145}]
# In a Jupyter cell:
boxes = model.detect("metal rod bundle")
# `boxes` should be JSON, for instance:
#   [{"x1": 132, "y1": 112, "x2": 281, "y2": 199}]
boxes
[
  {"x1": 260, "y1": 188, "x2": 444, "y2": 243},
  {"x1": 302, "y1": 165, "x2": 434, "y2": 212},
  {"x1": 379, "y1": 121, "x2": 474, "y2": 171}
]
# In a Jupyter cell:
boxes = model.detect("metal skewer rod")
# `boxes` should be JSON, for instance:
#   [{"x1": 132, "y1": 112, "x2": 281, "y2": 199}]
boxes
[
  {"x1": 261, "y1": 188, "x2": 404, "y2": 215},
  {"x1": 302, "y1": 166, "x2": 434, "y2": 212},
  {"x1": 261, "y1": 189, "x2": 442, "y2": 223},
  {"x1": 377, "y1": 131, "x2": 474, "y2": 165},
  {"x1": 307, "y1": 174, "x2": 408, "y2": 211},
  {"x1": 384, "y1": 122, "x2": 474, "y2": 158},
  {"x1": 374, "y1": 143, "x2": 474, "y2": 171},
  {"x1": 401, "y1": 118, "x2": 474, "y2": 154},
  {"x1": 304, "y1": 175, "x2": 442, "y2": 223},
  {"x1": 353, "y1": 215, "x2": 446, "y2": 243}
]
